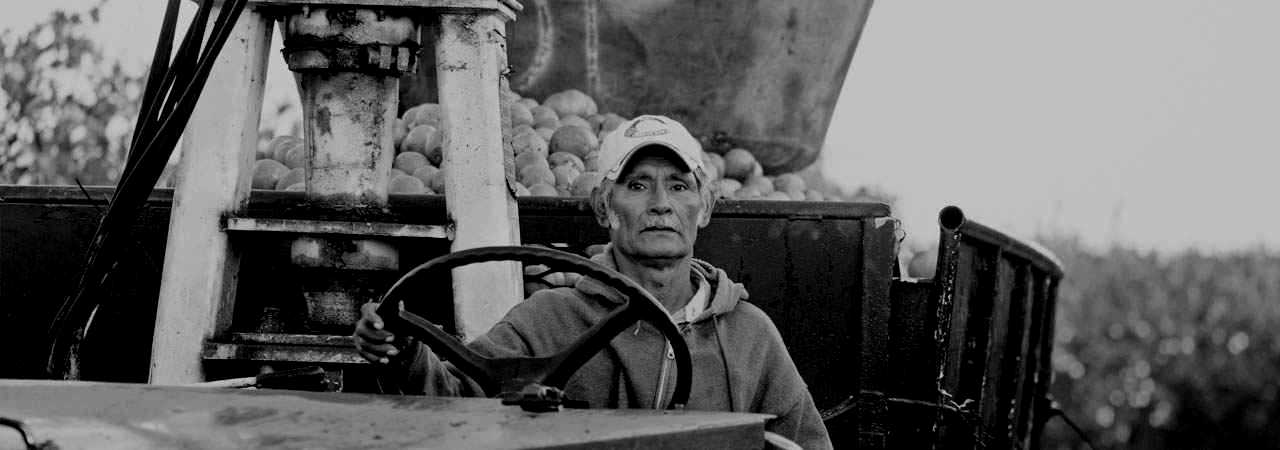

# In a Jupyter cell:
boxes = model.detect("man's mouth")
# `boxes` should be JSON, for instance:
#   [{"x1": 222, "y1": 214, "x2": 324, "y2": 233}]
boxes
[{"x1": 642, "y1": 226, "x2": 678, "y2": 233}]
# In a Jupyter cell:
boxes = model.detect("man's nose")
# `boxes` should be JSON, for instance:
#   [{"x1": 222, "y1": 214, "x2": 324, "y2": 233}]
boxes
[{"x1": 647, "y1": 188, "x2": 673, "y2": 214}]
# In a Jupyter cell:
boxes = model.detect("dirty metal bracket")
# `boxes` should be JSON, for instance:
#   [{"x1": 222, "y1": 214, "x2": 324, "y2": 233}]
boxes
[
  {"x1": 223, "y1": 216, "x2": 452, "y2": 240},
  {"x1": 283, "y1": 43, "x2": 418, "y2": 74},
  {"x1": 246, "y1": 0, "x2": 522, "y2": 20}
]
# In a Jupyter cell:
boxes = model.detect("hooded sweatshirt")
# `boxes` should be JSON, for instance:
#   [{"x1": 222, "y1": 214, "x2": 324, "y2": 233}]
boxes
[{"x1": 399, "y1": 248, "x2": 832, "y2": 450}]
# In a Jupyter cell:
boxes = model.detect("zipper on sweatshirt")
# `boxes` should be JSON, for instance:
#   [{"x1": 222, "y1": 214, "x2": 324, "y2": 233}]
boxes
[
  {"x1": 654, "y1": 320, "x2": 691, "y2": 409},
  {"x1": 654, "y1": 340, "x2": 675, "y2": 408}
]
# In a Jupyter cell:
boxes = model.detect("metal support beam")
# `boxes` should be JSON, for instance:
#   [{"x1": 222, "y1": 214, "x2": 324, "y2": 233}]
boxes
[
  {"x1": 149, "y1": 7, "x2": 273, "y2": 384},
  {"x1": 437, "y1": 12, "x2": 523, "y2": 339}
]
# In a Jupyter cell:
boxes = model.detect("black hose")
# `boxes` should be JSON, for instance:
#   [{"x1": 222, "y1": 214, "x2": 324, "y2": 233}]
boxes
[{"x1": 46, "y1": 0, "x2": 249, "y2": 379}]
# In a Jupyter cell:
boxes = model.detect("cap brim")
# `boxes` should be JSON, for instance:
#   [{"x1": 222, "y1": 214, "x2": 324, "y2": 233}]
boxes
[{"x1": 604, "y1": 142, "x2": 702, "y2": 182}]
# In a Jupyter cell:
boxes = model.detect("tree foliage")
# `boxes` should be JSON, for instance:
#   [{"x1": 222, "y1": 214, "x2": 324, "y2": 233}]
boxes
[
  {"x1": 1041, "y1": 237, "x2": 1280, "y2": 449},
  {"x1": 1, "y1": 1, "x2": 144, "y2": 186}
]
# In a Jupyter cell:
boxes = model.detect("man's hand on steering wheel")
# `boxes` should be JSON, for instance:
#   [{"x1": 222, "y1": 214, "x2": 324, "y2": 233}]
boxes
[{"x1": 354, "y1": 302, "x2": 414, "y2": 365}]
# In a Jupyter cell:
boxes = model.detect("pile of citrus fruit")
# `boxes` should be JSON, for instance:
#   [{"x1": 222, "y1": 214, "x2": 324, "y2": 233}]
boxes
[{"x1": 250, "y1": 88, "x2": 850, "y2": 201}]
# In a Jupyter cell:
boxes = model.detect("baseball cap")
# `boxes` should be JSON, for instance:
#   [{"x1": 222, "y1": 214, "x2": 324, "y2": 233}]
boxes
[{"x1": 597, "y1": 115, "x2": 706, "y2": 183}]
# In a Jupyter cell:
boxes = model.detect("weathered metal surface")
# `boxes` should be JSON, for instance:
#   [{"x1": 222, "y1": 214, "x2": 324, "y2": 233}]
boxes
[
  {"x1": 249, "y1": 0, "x2": 522, "y2": 20},
  {"x1": 295, "y1": 72, "x2": 399, "y2": 205},
  {"x1": 281, "y1": 4, "x2": 416, "y2": 205},
  {"x1": 230, "y1": 332, "x2": 356, "y2": 346},
  {"x1": 203, "y1": 341, "x2": 366, "y2": 364},
  {"x1": 435, "y1": 12, "x2": 525, "y2": 340},
  {"x1": 224, "y1": 217, "x2": 452, "y2": 239},
  {"x1": 403, "y1": 0, "x2": 874, "y2": 174},
  {"x1": 204, "y1": 333, "x2": 363, "y2": 364},
  {"x1": 929, "y1": 207, "x2": 1062, "y2": 450},
  {"x1": 149, "y1": 8, "x2": 275, "y2": 385},
  {"x1": 284, "y1": 44, "x2": 417, "y2": 74},
  {"x1": 288, "y1": 237, "x2": 400, "y2": 270},
  {"x1": 0, "y1": 381, "x2": 767, "y2": 449}
]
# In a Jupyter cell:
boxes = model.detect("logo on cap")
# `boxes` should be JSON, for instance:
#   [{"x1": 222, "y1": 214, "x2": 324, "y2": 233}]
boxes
[{"x1": 623, "y1": 117, "x2": 671, "y2": 138}]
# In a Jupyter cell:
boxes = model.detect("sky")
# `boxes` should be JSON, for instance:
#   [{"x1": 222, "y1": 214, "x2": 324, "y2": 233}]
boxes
[
  {"x1": 823, "y1": 2, "x2": 1280, "y2": 253},
  {"x1": 4, "y1": 1, "x2": 1278, "y2": 254}
]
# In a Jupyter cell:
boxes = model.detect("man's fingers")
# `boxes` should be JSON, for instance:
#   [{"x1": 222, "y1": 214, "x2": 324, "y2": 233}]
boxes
[
  {"x1": 355, "y1": 322, "x2": 393, "y2": 342},
  {"x1": 354, "y1": 340, "x2": 401, "y2": 364},
  {"x1": 356, "y1": 348, "x2": 391, "y2": 365},
  {"x1": 360, "y1": 302, "x2": 385, "y2": 330}
]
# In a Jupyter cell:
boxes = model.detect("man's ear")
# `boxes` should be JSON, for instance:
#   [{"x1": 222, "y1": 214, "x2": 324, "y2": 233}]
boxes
[
  {"x1": 697, "y1": 185, "x2": 716, "y2": 228},
  {"x1": 590, "y1": 187, "x2": 611, "y2": 228}
]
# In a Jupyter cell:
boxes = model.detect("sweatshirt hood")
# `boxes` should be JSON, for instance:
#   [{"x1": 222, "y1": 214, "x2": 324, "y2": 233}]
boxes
[{"x1": 575, "y1": 244, "x2": 748, "y2": 323}]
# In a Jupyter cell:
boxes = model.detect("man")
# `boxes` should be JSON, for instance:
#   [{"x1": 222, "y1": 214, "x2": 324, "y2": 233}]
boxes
[{"x1": 354, "y1": 115, "x2": 831, "y2": 449}]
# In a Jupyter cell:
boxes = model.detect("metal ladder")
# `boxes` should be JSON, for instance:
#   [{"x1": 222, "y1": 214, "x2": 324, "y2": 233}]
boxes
[{"x1": 148, "y1": 0, "x2": 525, "y2": 386}]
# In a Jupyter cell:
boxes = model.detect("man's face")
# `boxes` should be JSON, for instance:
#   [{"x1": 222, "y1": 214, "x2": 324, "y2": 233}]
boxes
[{"x1": 604, "y1": 151, "x2": 708, "y2": 262}]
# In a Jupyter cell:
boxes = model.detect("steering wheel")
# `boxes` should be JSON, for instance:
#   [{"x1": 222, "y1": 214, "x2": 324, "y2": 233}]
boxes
[{"x1": 375, "y1": 245, "x2": 691, "y2": 410}]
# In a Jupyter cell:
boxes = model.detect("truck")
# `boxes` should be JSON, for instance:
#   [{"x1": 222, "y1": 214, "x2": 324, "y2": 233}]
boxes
[{"x1": 0, "y1": 0, "x2": 1063, "y2": 448}]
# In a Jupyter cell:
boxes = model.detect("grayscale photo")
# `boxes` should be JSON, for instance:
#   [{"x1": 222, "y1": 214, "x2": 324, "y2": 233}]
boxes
[{"x1": 1, "y1": 1, "x2": 1276, "y2": 449}]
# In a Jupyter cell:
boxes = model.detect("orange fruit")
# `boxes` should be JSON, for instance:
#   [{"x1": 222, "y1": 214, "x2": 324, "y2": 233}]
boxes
[
  {"x1": 722, "y1": 148, "x2": 756, "y2": 181},
  {"x1": 583, "y1": 151, "x2": 601, "y2": 172},
  {"x1": 512, "y1": 123, "x2": 535, "y2": 137},
  {"x1": 515, "y1": 151, "x2": 550, "y2": 172},
  {"x1": 527, "y1": 182, "x2": 558, "y2": 197},
  {"x1": 559, "y1": 115, "x2": 592, "y2": 131},
  {"x1": 392, "y1": 118, "x2": 408, "y2": 152},
  {"x1": 549, "y1": 125, "x2": 598, "y2": 158},
  {"x1": 571, "y1": 171, "x2": 603, "y2": 197},
  {"x1": 423, "y1": 169, "x2": 447, "y2": 194},
  {"x1": 509, "y1": 102, "x2": 534, "y2": 128},
  {"x1": 773, "y1": 173, "x2": 805, "y2": 193},
  {"x1": 703, "y1": 152, "x2": 725, "y2": 179},
  {"x1": 548, "y1": 152, "x2": 585, "y2": 171},
  {"x1": 511, "y1": 129, "x2": 548, "y2": 157},
  {"x1": 403, "y1": 124, "x2": 443, "y2": 165},
  {"x1": 282, "y1": 143, "x2": 308, "y2": 169},
  {"x1": 275, "y1": 167, "x2": 305, "y2": 191},
  {"x1": 394, "y1": 151, "x2": 429, "y2": 174},
  {"x1": 389, "y1": 174, "x2": 426, "y2": 194},
  {"x1": 733, "y1": 185, "x2": 762, "y2": 200},
  {"x1": 252, "y1": 159, "x2": 288, "y2": 190},
  {"x1": 552, "y1": 165, "x2": 581, "y2": 190},
  {"x1": 519, "y1": 164, "x2": 556, "y2": 187},
  {"x1": 543, "y1": 89, "x2": 598, "y2": 118},
  {"x1": 743, "y1": 175, "x2": 775, "y2": 194},
  {"x1": 599, "y1": 114, "x2": 627, "y2": 135},
  {"x1": 531, "y1": 105, "x2": 559, "y2": 129},
  {"x1": 268, "y1": 135, "x2": 303, "y2": 162},
  {"x1": 586, "y1": 114, "x2": 606, "y2": 132},
  {"x1": 411, "y1": 165, "x2": 439, "y2": 185},
  {"x1": 711, "y1": 178, "x2": 741, "y2": 199},
  {"x1": 403, "y1": 103, "x2": 441, "y2": 127}
]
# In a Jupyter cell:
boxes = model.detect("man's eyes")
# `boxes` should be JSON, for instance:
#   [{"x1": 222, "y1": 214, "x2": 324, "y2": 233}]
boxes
[{"x1": 624, "y1": 181, "x2": 691, "y2": 192}]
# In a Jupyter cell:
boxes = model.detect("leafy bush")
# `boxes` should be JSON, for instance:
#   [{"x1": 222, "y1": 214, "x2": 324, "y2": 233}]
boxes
[
  {"x1": 1040, "y1": 236, "x2": 1280, "y2": 449},
  {"x1": 1, "y1": 1, "x2": 144, "y2": 186}
]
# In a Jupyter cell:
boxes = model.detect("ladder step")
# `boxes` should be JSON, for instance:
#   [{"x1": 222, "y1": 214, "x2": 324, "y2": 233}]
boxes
[
  {"x1": 224, "y1": 217, "x2": 452, "y2": 240},
  {"x1": 204, "y1": 333, "x2": 365, "y2": 364}
]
